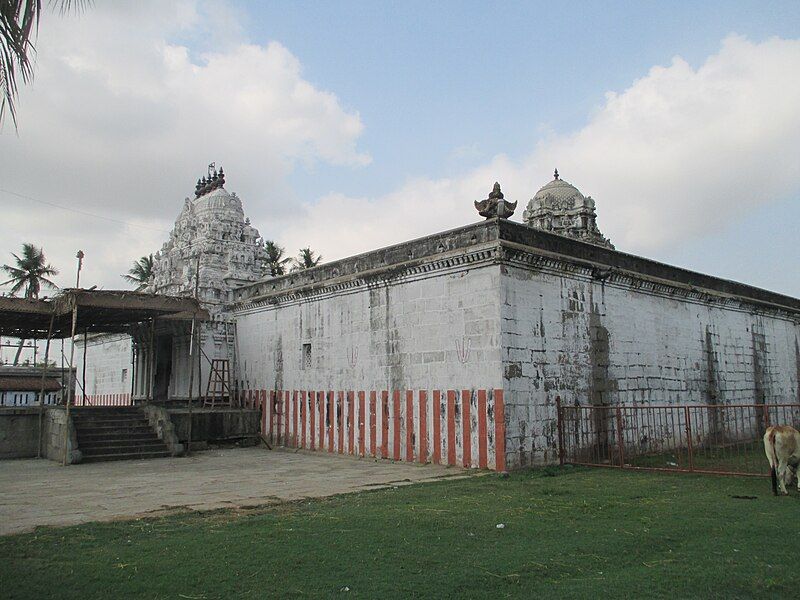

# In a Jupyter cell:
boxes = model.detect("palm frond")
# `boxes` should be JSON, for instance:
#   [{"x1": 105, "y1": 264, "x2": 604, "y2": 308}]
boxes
[
  {"x1": 37, "y1": 275, "x2": 58, "y2": 289},
  {"x1": 263, "y1": 240, "x2": 293, "y2": 276},
  {"x1": 7, "y1": 278, "x2": 26, "y2": 296},
  {"x1": 1, "y1": 265, "x2": 25, "y2": 279},
  {"x1": 1, "y1": 1, "x2": 88, "y2": 128},
  {"x1": 122, "y1": 254, "x2": 153, "y2": 288},
  {"x1": 291, "y1": 247, "x2": 322, "y2": 271}
]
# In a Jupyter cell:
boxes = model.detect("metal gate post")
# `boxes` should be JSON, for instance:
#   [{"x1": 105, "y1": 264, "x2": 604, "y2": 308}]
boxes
[
  {"x1": 556, "y1": 396, "x2": 565, "y2": 465},
  {"x1": 684, "y1": 406, "x2": 694, "y2": 472},
  {"x1": 614, "y1": 406, "x2": 625, "y2": 468}
]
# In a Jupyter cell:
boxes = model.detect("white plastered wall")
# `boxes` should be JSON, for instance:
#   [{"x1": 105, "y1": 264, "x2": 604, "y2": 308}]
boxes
[
  {"x1": 500, "y1": 264, "x2": 800, "y2": 469},
  {"x1": 235, "y1": 264, "x2": 504, "y2": 394}
]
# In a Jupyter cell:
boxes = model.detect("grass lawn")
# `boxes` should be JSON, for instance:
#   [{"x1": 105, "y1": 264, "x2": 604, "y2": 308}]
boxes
[
  {"x1": 626, "y1": 441, "x2": 768, "y2": 475},
  {"x1": 1, "y1": 466, "x2": 798, "y2": 599}
]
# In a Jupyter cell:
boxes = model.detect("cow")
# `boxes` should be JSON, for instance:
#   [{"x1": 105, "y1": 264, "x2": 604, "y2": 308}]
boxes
[{"x1": 763, "y1": 425, "x2": 800, "y2": 496}]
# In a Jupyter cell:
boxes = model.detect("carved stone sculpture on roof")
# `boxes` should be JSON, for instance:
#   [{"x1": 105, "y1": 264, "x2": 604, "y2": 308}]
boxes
[
  {"x1": 474, "y1": 182, "x2": 517, "y2": 219},
  {"x1": 522, "y1": 170, "x2": 614, "y2": 249}
]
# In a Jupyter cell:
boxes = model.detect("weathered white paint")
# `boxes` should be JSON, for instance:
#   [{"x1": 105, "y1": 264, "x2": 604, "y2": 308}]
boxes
[
  {"x1": 500, "y1": 263, "x2": 800, "y2": 469},
  {"x1": 235, "y1": 262, "x2": 504, "y2": 394},
  {"x1": 76, "y1": 325, "x2": 223, "y2": 402},
  {"x1": 235, "y1": 241, "x2": 799, "y2": 470},
  {"x1": 74, "y1": 334, "x2": 132, "y2": 398},
  {"x1": 148, "y1": 178, "x2": 265, "y2": 315}
]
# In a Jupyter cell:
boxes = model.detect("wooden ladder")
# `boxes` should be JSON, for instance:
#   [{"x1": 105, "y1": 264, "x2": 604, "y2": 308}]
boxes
[{"x1": 204, "y1": 359, "x2": 232, "y2": 408}]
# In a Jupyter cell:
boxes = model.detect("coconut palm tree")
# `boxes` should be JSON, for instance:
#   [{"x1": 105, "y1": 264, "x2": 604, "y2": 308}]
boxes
[
  {"x1": 291, "y1": 247, "x2": 322, "y2": 271},
  {"x1": 262, "y1": 240, "x2": 291, "y2": 277},
  {"x1": 122, "y1": 255, "x2": 154, "y2": 291},
  {"x1": 1, "y1": 242, "x2": 59, "y2": 364},
  {"x1": 1, "y1": 1, "x2": 86, "y2": 127},
  {"x1": 1, "y1": 243, "x2": 59, "y2": 298}
]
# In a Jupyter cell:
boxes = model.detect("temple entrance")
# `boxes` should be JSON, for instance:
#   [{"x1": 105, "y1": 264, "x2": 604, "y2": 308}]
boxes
[{"x1": 153, "y1": 335, "x2": 173, "y2": 401}]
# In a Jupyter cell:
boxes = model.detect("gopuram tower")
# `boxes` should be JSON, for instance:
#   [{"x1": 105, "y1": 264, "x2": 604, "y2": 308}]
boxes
[
  {"x1": 131, "y1": 166, "x2": 266, "y2": 403},
  {"x1": 147, "y1": 166, "x2": 266, "y2": 313}
]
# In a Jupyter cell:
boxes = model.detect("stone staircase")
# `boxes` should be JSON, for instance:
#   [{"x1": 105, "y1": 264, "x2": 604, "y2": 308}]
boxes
[{"x1": 72, "y1": 407, "x2": 172, "y2": 463}]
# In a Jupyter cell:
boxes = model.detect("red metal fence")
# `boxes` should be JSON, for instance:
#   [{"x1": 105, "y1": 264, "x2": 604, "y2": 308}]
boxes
[{"x1": 557, "y1": 399, "x2": 800, "y2": 477}]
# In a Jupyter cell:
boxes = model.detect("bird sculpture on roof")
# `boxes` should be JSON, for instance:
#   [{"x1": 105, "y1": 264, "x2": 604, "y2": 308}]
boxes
[{"x1": 474, "y1": 182, "x2": 517, "y2": 219}]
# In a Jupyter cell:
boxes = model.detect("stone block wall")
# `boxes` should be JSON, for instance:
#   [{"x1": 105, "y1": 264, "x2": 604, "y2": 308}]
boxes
[
  {"x1": 0, "y1": 408, "x2": 41, "y2": 458},
  {"x1": 235, "y1": 263, "x2": 503, "y2": 394},
  {"x1": 166, "y1": 407, "x2": 259, "y2": 444},
  {"x1": 42, "y1": 407, "x2": 81, "y2": 464},
  {"x1": 0, "y1": 407, "x2": 82, "y2": 461},
  {"x1": 500, "y1": 263, "x2": 800, "y2": 469},
  {"x1": 75, "y1": 326, "x2": 221, "y2": 403},
  {"x1": 68, "y1": 220, "x2": 799, "y2": 471}
]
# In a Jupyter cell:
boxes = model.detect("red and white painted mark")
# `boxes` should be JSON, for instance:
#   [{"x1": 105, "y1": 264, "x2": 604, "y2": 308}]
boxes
[
  {"x1": 244, "y1": 388, "x2": 506, "y2": 471},
  {"x1": 75, "y1": 394, "x2": 133, "y2": 407}
]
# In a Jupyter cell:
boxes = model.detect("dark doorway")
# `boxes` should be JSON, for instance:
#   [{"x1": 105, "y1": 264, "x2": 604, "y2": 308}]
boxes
[{"x1": 154, "y1": 335, "x2": 173, "y2": 401}]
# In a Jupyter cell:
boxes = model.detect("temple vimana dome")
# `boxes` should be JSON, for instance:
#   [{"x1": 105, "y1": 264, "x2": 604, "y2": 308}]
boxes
[{"x1": 523, "y1": 169, "x2": 614, "y2": 249}]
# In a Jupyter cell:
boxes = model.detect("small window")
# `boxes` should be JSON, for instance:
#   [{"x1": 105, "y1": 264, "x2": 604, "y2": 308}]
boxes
[
  {"x1": 302, "y1": 343, "x2": 312, "y2": 369},
  {"x1": 121, "y1": 368, "x2": 128, "y2": 382}
]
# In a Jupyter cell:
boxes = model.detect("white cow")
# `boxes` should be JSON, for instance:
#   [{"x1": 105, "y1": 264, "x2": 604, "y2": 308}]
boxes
[{"x1": 763, "y1": 425, "x2": 800, "y2": 496}]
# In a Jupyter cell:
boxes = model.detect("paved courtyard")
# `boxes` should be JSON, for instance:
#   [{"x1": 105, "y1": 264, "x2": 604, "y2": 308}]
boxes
[{"x1": 0, "y1": 448, "x2": 467, "y2": 535}]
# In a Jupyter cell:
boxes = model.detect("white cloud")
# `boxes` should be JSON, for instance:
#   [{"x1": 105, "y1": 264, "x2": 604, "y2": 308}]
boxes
[
  {"x1": 280, "y1": 35, "x2": 800, "y2": 263},
  {"x1": 2, "y1": 15, "x2": 799, "y2": 299},
  {"x1": 0, "y1": 0, "x2": 368, "y2": 289}
]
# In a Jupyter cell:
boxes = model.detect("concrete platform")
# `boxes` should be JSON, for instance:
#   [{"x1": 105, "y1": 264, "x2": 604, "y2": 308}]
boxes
[
  {"x1": 166, "y1": 407, "x2": 260, "y2": 444},
  {"x1": 0, "y1": 447, "x2": 468, "y2": 536}
]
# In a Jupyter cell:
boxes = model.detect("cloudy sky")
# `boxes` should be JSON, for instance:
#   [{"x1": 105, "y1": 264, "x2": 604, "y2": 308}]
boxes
[{"x1": 1, "y1": 0, "x2": 799, "y2": 300}]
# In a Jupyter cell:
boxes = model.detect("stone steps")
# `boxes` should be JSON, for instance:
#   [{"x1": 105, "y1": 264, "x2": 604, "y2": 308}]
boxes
[
  {"x1": 78, "y1": 433, "x2": 162, "y2": 444},
  {"x1": 75, "y1": 422, "x2": 153, "y2": 432},
  {"x1": 71, "y1": 407, "x2": 171, "y2": 463},
  {"x1": 81, "y1": 442, "x2": 170, "y2": 455},
  {"x1": 81, "y1": 450, "x2": 172, "y2": 463},
  {"x1": 79, "y1": 438, "x2": 164, "y2": 450}
]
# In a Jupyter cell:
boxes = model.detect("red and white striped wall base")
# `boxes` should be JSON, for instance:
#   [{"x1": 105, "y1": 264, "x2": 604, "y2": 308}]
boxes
[
  {"x1": 242, "y1": 389, "x2": 506, "y2": 472},
  {"x1": 75, "y1": 394, "x2": 133, "y2": 407}
]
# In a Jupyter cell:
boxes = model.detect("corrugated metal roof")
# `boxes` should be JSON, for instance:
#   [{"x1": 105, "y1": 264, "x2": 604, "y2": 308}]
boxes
[{"x1": 0, "y1": 289, "x2": 208, "y2": 339}]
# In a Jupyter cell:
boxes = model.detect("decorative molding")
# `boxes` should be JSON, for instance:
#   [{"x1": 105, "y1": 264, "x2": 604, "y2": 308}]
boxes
[
  {"x1": 232, "y1": 218, "x2": 798, "y2": 324},
  {"x1": 501, "y1": 244, "x2": 800, "y2": 323},
  {"x1": 235, "y1": 245, "x2": 499, "y2": 314}
]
